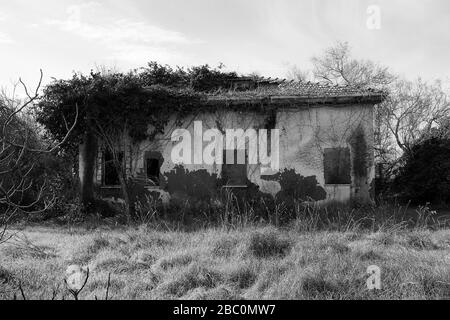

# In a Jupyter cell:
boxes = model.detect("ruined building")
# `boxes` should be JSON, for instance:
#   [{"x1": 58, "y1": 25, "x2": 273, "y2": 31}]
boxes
[{"x1": 91, "y1": 77, "x2": 385, "y2": 205}]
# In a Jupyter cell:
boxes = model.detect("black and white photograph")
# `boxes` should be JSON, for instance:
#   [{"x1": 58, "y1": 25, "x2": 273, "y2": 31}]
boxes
[{"x1": 0, "y1": 0, "x2": 449, "y2": 308}]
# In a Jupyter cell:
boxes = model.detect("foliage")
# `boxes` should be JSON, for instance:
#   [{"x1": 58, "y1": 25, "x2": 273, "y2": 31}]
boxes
[
  {"x1": 35, "y1": 62, "x2": 239, "y2": 150},
  {"x1": 140, "y1": 62, "x2": 239, "y2": 91},
  {"x1": 392, "y1": 137, "x2": 450, "y2": 204},
  {"x1": 0, "y1": 71, "x2": 75, "y2": 223},
  {"x1": 349, "y1": 126, "x2": 368, "y2": 178},
  {"x1": 34, "y1": 62, "x2": 242, "y2": 215},
  {"x1": 0, "y1": 110, "x2": 43, "y2": 209},
  {"x1": 31, "y1": 151, "x2": 80, "y2": 219}
]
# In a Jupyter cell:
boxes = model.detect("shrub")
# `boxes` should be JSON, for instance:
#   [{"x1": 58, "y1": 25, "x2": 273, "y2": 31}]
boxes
[{"x1": 392, "y1": 137, "x2": 450, "y2": 205}]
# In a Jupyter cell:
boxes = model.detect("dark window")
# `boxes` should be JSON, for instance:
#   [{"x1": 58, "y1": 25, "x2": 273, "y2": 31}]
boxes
[
  {"x1": 222, "y1": 149, "x2": 247, "y2": 186},
  {"x1": 324, "y1": 148, "x2": 351, "y2": 184},
  {"x1": 103, "y1": 149, "x2": 123, "y2": 186},
  {"x1": 146, "y1": 158, "x2": 160, "y2": 186}
]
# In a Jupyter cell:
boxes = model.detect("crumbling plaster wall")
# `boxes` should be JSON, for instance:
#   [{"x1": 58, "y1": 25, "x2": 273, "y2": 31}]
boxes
[
  {"x1": 275, "y1": 104, "x2": 374, "y2": 203},
  {"x1": 96, "y1": 103, "x2": 375, "y2": 204}
]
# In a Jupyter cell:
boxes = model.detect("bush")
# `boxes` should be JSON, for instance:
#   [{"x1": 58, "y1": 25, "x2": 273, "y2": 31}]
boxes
[{"x1": 392, "y1": 137, "x2": 450, "y2": 205}]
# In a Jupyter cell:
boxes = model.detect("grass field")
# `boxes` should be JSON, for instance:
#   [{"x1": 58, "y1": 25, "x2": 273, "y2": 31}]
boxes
[{"x1": 0, "y1": 224, "x2": 449, "y2": 300}]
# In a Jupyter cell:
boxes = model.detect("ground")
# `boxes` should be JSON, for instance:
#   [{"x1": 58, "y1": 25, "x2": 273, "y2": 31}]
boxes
[{"x1": 0, "y1": 224, "x2": 449, "y2": 300}]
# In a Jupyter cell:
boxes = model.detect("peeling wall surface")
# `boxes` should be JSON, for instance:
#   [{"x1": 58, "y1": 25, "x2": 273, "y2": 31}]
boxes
[{"x1": 94, "y1": 103, "x2": 375, "y2": 205}]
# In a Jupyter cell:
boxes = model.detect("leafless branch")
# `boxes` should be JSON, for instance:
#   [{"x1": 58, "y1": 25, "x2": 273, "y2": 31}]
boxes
[
  {"x1": 0, "y1": 70, "x2": 77, "y2": 243},
  {"x1": 18, "y1": 281, "x2": 27, "y2": 300},
  {"x1": 64, "y1": 267, "x2": 90, "y2": 300},
  {"x1": 105, "y1": 273, "x2": 111, "y2": 300}
]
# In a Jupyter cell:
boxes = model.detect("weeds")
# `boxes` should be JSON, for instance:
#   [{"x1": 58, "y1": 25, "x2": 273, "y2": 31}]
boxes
[
  {"x1": 71, "y1": 234, "x2": 110, "y2": 264},
  {"x1": 356, "y1": 250, "x2": 384, "y2": 262},
  {"x1": 406, "y1": 231, "x2": 440, "y2": 250},
  {"x1": 1, "y1": 202, "x2": 449, "y2": 300},
  {"x1": 244, "y1": 228, "x2": 291, "y2": 258},
  {"x1": 162, "y1": 263, "x2": 222, "y2": 297},
  {"x1": 211, "y1": 236, "x2": 238, "y2": 257},
  {"x1": 154, "y1": 252, "x2": 194, "y2": 271},
  {"x1": 134, "y1": 195, "x2": 159, "y2": 225},
  {"x1": 226, "y1": 263, "x2": 258, "y2": 289},
  {"x1": 4, "y1": 234, "x2": 57, "y2": 259}
]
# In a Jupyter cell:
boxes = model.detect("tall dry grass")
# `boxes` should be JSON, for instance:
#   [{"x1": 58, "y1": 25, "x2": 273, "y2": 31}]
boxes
[
  {"x1": 0, "y1": 200, "x2": 449, "y2": 300},
  {"x1": 0, "y1": 218, "x2": 449, "y2": 300}
]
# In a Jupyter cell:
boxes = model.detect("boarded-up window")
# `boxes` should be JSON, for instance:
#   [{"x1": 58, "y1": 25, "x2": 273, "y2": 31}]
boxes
[
  {"x1": 323, "y1": 148, "x2": 351, "y2": 184},
  {"x1": 222, "y1": 149, "x2": 247, "y2": 186},
  {"x1": 103, "y1": 149, "x2": 124, "y2": 186}
]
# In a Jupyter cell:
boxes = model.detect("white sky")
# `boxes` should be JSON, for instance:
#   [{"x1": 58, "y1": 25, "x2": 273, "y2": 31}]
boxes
[{"x1": 0, "y1": 0, "x2": 449, "y2": 89}]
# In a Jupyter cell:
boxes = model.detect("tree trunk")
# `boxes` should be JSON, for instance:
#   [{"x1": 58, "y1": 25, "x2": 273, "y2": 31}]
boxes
[
  {"x1": 79, "y1": 128, "x2": 98, "y2": 211},
  {"x1": 118, "y1": 169, "x2": 134, "y2": 217}
]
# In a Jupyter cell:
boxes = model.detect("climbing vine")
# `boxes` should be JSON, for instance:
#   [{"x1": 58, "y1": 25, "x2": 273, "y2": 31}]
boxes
[
  {"x1": 35, "y1": 62, "x2": 242, "y2": 151},
  {"x1": 34, "y1": 62, "x2": 243, "y2": 213}
]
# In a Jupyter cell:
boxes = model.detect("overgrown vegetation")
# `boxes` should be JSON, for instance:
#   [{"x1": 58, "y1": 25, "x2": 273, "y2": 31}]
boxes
[
  {"x1": 0, "y1": 70, "x2": 76, "y2": 241},
  {"x1": 0, "y1": 51, "x2": 444, "y2": 225},
  {"x1": 0, "y1": 221, "x2": 448, "y2": 300},
  {"x1": 34, "y1": 62, "x2": 242, "y2": 215},
  {"x1": 0, "y1": 49, "x2": 449, "y2": 302},
  {"x1": 304, "y1": 41, "x2": 450, "y2": 190},
  {"x1": 391, "y1": 137, "x2": 450, "y2": 205}
]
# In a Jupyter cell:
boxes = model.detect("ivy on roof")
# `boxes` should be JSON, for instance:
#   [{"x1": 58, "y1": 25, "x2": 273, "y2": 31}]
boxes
[{"x1": 36, "y1": 61, "x2": 386, "y2": 153}]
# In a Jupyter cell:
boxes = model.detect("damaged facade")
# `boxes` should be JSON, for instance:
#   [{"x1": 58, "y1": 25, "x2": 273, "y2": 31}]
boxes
[{"x1": 90, "y1": 78, "x2": 385, "y2": 205}]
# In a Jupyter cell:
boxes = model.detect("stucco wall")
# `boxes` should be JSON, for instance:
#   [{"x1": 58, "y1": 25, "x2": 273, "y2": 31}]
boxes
[{"x1": 95, "y1": 103, "x2": 375, "y2": 204}]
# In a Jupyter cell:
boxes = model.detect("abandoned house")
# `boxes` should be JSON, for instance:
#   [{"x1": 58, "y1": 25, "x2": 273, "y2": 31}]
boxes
[{"x1": 90, "y1": 77, "x2": 385, "y2": 205}]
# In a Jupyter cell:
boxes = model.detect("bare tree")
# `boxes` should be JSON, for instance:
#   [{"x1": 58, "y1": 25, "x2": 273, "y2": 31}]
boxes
[
  {"x1": 310, "y1": 41, "x2": 450, "y2": 179},
  {"x1": 381, "y1": 78, "x2": 450, "y2": 156},
  {"x1": 311, "y1": 41, "x2": 395, "y2": 88},
  {"x1": 0, "y1": 71, "x2": 77, "y2": 243},
  {"x1": 311, "y1": 42, "x2": 395, "y2": 175}
]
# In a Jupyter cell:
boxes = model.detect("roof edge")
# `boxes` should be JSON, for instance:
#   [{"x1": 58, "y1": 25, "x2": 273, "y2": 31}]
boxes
[{"x1": 204, "y1": 94, "x2": 386, "y2": 107}]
